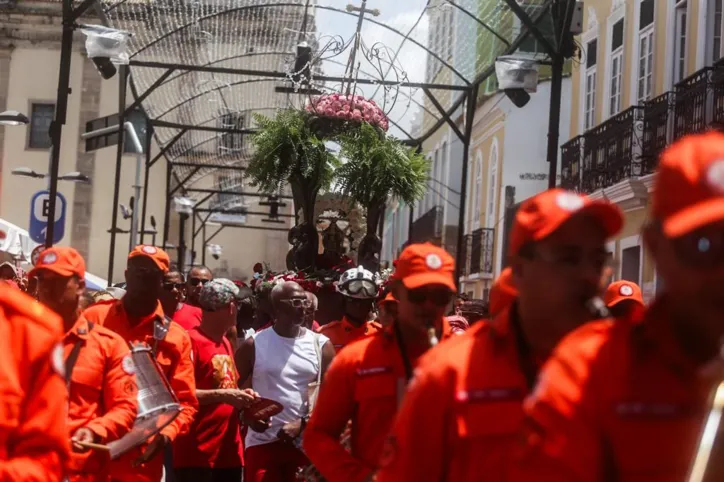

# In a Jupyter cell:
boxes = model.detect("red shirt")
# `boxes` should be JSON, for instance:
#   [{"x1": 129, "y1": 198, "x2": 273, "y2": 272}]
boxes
[
  {"x1": 173, "y1": 327, "x2": 243, "y2": 469},
  {"x1": 173, "y1": 303, "x2": 202, "y2": 331}
]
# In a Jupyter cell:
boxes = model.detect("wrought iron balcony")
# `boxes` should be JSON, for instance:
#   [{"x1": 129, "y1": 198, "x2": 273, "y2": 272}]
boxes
[
  {"x1": 560, "y1": 135, "x2": 583, "y2": 191},
  {"x1": 465, "y1": 228, "x2": 494, "y2": 276},
  {"x1": 641, "y1": 92, "x2": 674, "y2": 174},
  {"x1": 673, "y1": 67, "x2": 714, "y2": 140},
  {"x1": 712, "y1": 59, "x2": 724, "y2": 128},
  {"x1": 411, "y1": 205, "x2": 443, "y2": 243},
  {"x1": 579, "y1": 106, "x2": 644, "y2": 194}
]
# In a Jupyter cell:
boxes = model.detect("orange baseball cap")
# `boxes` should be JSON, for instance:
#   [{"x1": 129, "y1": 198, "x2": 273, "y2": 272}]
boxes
[
  {"x1": 509, "y1": 188, "x2": 623, "y2": 256},
  {"x1": 489, "y1": 267, "x2": 517, "y2": 316},
  {"x1": 394, "y1": 243, "x2": 456, "y2": 292},
  {"x1": 653, "y1": 131, "x2": 724, "y2": 237},
  {"x1": 128, "y1": 245, "x2": 170, "y2": 273},
  {"x1": 29, "y1": 246, "x2": 86, "y2": 279},
  {"x1": 604, "y1": 280, "x2": 644, "y2": 308}
]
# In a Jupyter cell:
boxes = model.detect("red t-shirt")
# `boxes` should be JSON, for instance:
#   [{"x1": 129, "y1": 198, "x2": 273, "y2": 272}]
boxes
[
  {"x1": 173, "y1": 303, "x2": 202, "y2": 331},
  {"x1": 172, "y1": 327, "x2": 243, "y2": 468}
]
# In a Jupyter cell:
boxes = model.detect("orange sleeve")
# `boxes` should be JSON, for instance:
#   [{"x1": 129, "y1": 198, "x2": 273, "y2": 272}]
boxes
[
  {"x1": 375, "y1": 362, "x2": 452, "y2": 482},
  {"x1": 1, "y1": 326, "x2": 69, "y2": 481},
  {"x1": 303, "y1": 350, "x2": 372, "y2": 482},
  {"x1": 160, "y1": 330, "x2": 198, "y2": 442},
  {"x1": 508, "y1": 325, "x2": 612, "y2": 482},
  {"x1": 85, "y1": 336, "x2": 138, "y2": 442}
]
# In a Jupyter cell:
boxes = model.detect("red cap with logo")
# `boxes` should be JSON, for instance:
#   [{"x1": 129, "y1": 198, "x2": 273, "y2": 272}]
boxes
[
  {"x1": 604, "y1": 280, "x2": 644, "y2": 308},
  {"x1": 29, "y1": 246, "x2": 86, "y2": 279},
  {"x1": 509, "y1": 188, "x2": 623, "y2": 256},
  {"x1": 394, "y1": 243, "x2": 456, "y2": 292},
  {"x1": 128, "y1": 245, "x2": 170, "y2": 273},
  {"x1": 653, "y1": 131, "x2": 724, "y2": 237}
]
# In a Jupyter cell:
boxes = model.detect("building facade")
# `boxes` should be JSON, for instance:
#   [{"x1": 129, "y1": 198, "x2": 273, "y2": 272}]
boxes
[{"x1": 559, "y1": 0, "x2": 724, "y2": 301}]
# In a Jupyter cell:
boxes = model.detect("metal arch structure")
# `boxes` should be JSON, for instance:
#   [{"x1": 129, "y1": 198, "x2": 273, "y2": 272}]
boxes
[{"x1": 48, "y1": 0, "x2": 576, "y2": 285}]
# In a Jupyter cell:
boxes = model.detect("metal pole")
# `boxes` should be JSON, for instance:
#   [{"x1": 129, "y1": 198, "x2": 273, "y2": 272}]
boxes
[
  {"x1": 163, "y1": 161, "x2": 171, "y2": 248},
  {"x1": 140, "y1": 127, "x2": 152, "y2": 244},
  {"x1": 107, "y1": 66, "x2": 128, "y2": 284},
  {"x1": 201, "y1": 223, "x2": 207, "y2": 266},
  {"x1": 191, "y1": 210, "x2": 196, "y2": 265},
  {"x1": 407, "y1": 203, "x2": 414, "y2": 244},
  {"x1": 454, "y1": 85, "x2": 479, "y2": 288},
  {"x1": 178, "y1": 213, "x2": 187, "y2": 272},
  {"x1": 125, "y1": 126, "x2": 144, "y2": 248},
  {"x1": 46, "y1": 0, "x2": 74, "y2": 248},
  {"x1": 547, "y1": 53, "x2": 564, "y2": 189}
]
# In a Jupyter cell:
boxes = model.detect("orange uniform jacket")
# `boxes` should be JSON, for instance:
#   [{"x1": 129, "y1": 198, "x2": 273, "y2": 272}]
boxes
[
  {"x1": 510, "y1": 296, "x2": 720, "y2": 482},
  {"x1": 304, "y1": 326, "x2": 429, "y2": 482},
  {"x1": 0, "y1": 288, "x2": 69, "y2": 481},
  {"x1": 316, "y1": 317, "x2": 382, "y2": 351},
  {"x1": 65, "y1": 316, "x2": 138, "y2": 481},
  {"x1": 83, "y1": 299, "x2": 198, "y2": 482},
  {"x1": 376, "y1": 308, "x2": 536, "y2": 482}
]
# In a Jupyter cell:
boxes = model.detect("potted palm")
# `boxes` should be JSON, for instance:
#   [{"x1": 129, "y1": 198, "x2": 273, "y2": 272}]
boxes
[
  {"x1": 246, "y1": 109, "x2": 338, "y2": 270},
  {"x1": 336, "y1": 123, "x2": 428, "y2": 271}
]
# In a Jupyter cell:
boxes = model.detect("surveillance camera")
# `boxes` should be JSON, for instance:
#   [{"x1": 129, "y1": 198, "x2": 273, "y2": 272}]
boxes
[{"x1": 212, "y1": 254, "x2": 220, "y2": 260}]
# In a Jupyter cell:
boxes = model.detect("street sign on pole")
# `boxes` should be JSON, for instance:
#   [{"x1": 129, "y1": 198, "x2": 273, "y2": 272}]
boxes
[{"x1": 29, "y1": 190, "x2": 66, "y2": 245}]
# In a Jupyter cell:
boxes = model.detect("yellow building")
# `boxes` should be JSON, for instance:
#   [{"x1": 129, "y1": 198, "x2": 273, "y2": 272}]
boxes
[{"x1": 560, "y1": 0, "x2": 724, "y2": 301}]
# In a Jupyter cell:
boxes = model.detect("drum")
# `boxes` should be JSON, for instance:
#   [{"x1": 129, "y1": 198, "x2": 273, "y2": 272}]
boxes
[{"x1": 108, "y1": 343, "x2": 182, "y2": 459}]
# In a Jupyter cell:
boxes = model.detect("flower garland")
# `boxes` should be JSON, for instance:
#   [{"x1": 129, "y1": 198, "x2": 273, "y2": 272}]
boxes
[
  {"x1": 306, "y1": 93, "x2": 390, "y2": 132},
  {"x1": 251, "y1": 256, "x2": 357, "y2": 294}
]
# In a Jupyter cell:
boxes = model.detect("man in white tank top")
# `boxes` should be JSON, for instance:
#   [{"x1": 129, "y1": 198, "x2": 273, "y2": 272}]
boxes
[{"x1": 236, "y1": 281, "x2": 335, "y2": 482}]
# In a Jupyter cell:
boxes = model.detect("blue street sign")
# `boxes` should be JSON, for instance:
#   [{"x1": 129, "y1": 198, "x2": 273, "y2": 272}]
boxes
[{"x1": 29, "y1": 190, "x2": 66, "y2": 244}]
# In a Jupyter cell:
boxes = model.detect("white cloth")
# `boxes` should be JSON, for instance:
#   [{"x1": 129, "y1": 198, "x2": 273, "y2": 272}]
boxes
[{"x1": 245, "y1": 327, "x2": 327, "y2": 449}]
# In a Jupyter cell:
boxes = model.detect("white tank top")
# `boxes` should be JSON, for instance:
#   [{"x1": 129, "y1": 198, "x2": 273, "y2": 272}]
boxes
[{"x1": 245, "y1": 326, "x2": 328, "y2": 449}]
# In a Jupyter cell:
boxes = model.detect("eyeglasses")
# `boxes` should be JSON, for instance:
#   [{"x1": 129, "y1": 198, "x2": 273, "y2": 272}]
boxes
[
  {"x1": 280, "y1": 298, "x2": 312, "y2": 308},
  {"x1": 406, "y1": 288, "x2": 454, "y2": 307},
  {"x1": 189, "y1": 277, "x2": 211, "y2": 287},
  {"x1": 163, "y1": 282, "x2": 184, "y2": 291}
]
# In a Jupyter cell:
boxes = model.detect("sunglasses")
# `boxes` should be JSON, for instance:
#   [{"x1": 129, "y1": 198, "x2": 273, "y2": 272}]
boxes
[
  {"x1": 672, "y1": 230, "x2": 724, "y2": 268},
  {"x1": 163, "y1": 282, "x2": 184, "y2": 291},
  {"x1": 406, "y1": 289, "x2": 454, "y2": 307},
  {"x1": 280, "y1": 298, "x2": 312, "y2": 308},
  {"x1": 189, "y1": 277, "x2": 211, "y2": 287}
]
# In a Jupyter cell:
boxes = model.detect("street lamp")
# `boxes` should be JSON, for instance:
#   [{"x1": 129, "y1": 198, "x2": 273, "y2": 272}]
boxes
[
  {"x1": 0, "y1": 110, "x2": 29, "y2": 126},
  {"x1": 11, "y1": 167, "x2": 90, "y2": 183}
]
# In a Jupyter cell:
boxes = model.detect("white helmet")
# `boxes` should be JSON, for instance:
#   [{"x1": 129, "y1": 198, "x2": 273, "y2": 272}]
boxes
[{"x1": 337, "y1": 266, "x2": 378, "y2": 299}]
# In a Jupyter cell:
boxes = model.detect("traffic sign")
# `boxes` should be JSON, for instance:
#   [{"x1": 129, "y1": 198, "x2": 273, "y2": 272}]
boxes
[
  {"x1": 31, "y1": 245, "x2": 45, "y2": 266},
  {"x1": 29, "y1": 190, "x2": 66, "y2": 244}
]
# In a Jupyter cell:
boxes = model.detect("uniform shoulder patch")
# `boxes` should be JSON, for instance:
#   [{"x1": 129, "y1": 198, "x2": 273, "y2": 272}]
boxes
[{"x1": 121, "y1": 354, "x2": 135, "y2": 375}]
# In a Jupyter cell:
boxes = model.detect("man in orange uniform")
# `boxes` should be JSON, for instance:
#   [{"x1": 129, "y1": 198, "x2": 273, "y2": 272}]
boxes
[
  {"x1": 83, "y1": 245, "x2": 198, "y2": 482},
  {"x1": 375, "y1": 189, "x2": 622, "y2": 482},
  {"x1": 304, "y1": 243, "x2": 457, "y2": 482},
  {"x1": 511, "y1": 132, "x2": 724, "y2": 481},
  {"x1": 603, "y1": 279, "x2": 644, "y2": 322},
  {"x1": 0, "y1": 279, "x2": 69, "y2": 480},
  {"x1": 317, "y1": 266, "x2": 382, "y2": 351},
  {"x1": 31, "y1": 247, "x2": 137, "y2": 481}
]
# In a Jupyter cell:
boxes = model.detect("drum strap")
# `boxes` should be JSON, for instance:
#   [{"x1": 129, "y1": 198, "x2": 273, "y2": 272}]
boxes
[
  {"x1": 393, "y1": 321, "x2": 414, "y2": 382},
  {"x1": 65, "y1": 322, "x2": 95, "y2": 390}
]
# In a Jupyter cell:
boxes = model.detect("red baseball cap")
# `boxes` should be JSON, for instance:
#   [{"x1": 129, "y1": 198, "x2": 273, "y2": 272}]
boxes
[
  {"x1": 653, "y1": 131, "x2": 724, "y2": 237},
  {"x1": 604, "y1": 280, "x2": 644, "y2": 308},
  {"x1": 509, "y1": 188, "x2": 623, "y2": 256},
  {"x1": 394, "y1": 243, "x2": 456, "y2": 292},
  {"x1": 128, "y1": 245, "x2": 170, "y2": 273},
  {"x1": 489, "y1": 267, "x2": 517, "y2": 316},
  {"x1": 29, "y1": 246, "x2": 86, "y2": 279}
]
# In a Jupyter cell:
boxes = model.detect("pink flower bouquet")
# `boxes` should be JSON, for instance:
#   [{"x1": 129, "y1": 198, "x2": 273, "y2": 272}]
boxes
[{"x1": 306, "y1": 93, "x2": 389, "y2": 132}]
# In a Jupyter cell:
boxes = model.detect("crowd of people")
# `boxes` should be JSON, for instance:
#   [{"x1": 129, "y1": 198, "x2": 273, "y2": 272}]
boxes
[{"x1": 2, "y1": 131, "x2": 724, "y2": 481}]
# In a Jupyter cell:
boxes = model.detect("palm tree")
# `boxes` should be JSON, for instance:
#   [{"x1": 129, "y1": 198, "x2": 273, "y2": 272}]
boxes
[{"x1": 336, "y1": 123, "x2": 428, "y2": 270}]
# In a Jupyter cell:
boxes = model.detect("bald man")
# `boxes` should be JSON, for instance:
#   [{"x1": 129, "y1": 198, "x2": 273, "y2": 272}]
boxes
[{"x1": 236, "y1": 282, "x2": 335, "y2": 482}]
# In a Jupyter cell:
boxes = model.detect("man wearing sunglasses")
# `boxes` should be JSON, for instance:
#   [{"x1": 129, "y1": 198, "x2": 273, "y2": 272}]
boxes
[
  {"x1": 304, "y1": 243, "x2": 456, "y2": 482},
  {"x1": 237, "y1": 281, "x2": 335, "y2": 482},
  {"x1": 510, "y1": 132, "x2": 724, "y2": 481},
  {"x1": 82, "y1": 245, "x2": 198, "y2": 482},
  {"x1": 376, "y1": 189, "x2": 623, "y2": 482},
  {"x1": 186, "y1": 266, "x2": 213, "y2": 308},
  {"x1": 161, "y1": 271, "x2": 203, "y2": 332},
  {"x1": 316, "y1": 266, "x2": 382, "y2": 351}
]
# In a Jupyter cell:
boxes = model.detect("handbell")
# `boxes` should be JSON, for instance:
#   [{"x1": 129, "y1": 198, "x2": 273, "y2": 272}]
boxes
[{"x1": 107, "y1": 343, "x2": 182, "y2": 460}]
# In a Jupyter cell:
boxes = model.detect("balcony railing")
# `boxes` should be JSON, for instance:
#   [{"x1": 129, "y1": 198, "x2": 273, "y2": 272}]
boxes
[
  {"x1": 464, "y1": 228, "x2": 494, "y2": 276},
  {"x1": 411, "y1": 206, "x2": 443, "y2": 243},
  {"x1": 673, "y1": 67, "x2": 714, "y2": 140},
  {"x1": 641, "y1": 92, "x2": 674, "y2": 174},
  {"x1": 560, "y1": 135, "x2": 583, "y2": 191}
]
